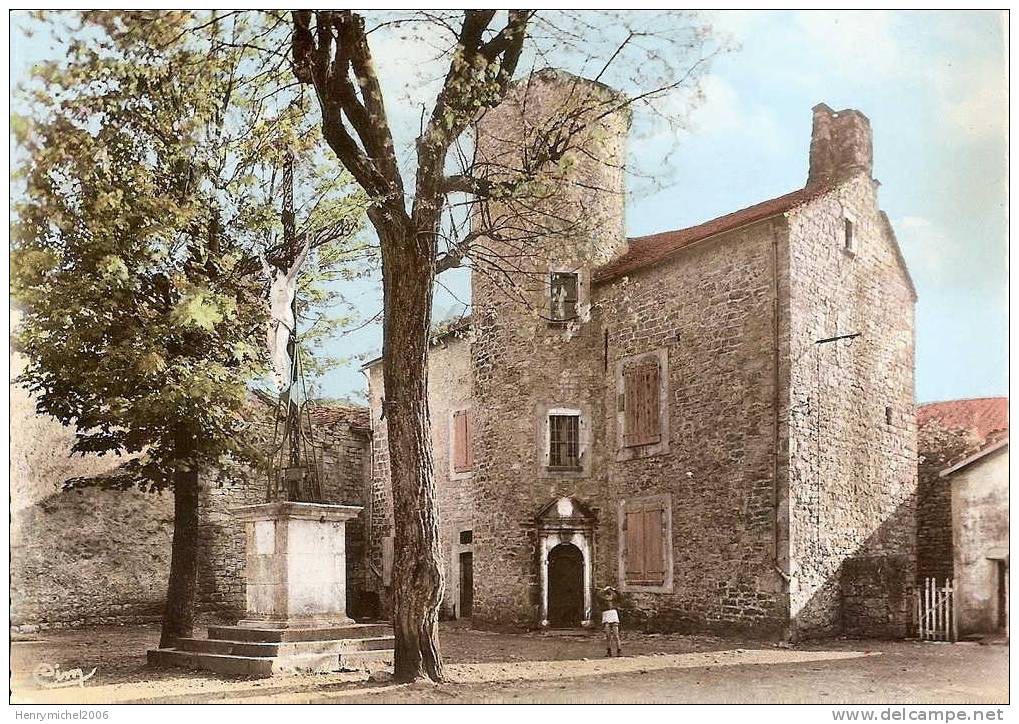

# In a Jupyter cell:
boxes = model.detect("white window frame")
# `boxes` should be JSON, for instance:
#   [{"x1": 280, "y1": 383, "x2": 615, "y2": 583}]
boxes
[
  {"x1": 843, "y1": 212, "x2": 857, "y2": 255},
  {"x1": 546, "y1": 264, "x2": 591, "y2": 327},
  {"x1": 537, "y1": 403, "x2": 591, "y2": 479}
]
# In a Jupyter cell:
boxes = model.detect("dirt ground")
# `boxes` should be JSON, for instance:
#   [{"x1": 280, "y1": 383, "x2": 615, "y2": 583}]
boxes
[{"x1": 9, "y1": 621, "x2": 1009, "y2": 705}]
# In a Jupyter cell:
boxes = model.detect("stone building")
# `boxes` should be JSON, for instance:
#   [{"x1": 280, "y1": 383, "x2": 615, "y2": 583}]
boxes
[
  {"x1": 364, "y1": 71, "x2": 918, "y2": 639},
  {"x1": 915, "y1": 397, "x2": 1009, "y2": 638}
]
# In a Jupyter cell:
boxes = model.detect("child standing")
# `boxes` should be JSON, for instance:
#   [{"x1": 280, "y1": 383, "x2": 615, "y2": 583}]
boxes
[{"x1": 598, "y1": 585, "x2": 623, "y2": 657}]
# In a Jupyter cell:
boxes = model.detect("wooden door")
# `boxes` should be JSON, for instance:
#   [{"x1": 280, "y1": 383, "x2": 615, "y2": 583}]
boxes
[{"x1": 459, "y1": 552, "x2": 474, "y2": 619}]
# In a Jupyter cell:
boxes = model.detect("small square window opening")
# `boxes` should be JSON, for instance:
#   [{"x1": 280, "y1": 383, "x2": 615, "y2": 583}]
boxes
[
  {"x1": 550, "y1": 272, "x2": 579, "y2": 322},
  {"x1": 459, "y1": 530, "x2": 473, "y2": 545}
]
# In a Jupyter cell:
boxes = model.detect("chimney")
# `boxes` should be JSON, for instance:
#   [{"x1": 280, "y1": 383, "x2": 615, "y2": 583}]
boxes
[{"x1": 807, "y1": 103, "x2": 873, "y2": 188}]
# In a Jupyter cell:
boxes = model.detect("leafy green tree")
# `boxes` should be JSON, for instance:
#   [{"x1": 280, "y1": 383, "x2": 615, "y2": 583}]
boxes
[{"x1": 11, "y1": 11, "x2": 367, "y2": 647}]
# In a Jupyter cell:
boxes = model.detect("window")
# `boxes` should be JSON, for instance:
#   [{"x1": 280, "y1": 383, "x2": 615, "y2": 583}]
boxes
[
  {"x1": 549, "y1": 272, "x2": 579, "y2": 322},
  {"x1": 885, "y1": 406, "x2": 893, "y2": 425},
  {"x1": 844, "y1": 218, "x2": 855, "y2": 253},
  {"x1": 621, "y1": 497, "x2": 670, "y2": 588},
  {"x1": 452, "y1": 409, "x2": 473, "y2": 473},
  {"x1": 459, "y1": 530, "x2": 473, "y2": 545},
  {"x1": 622, "y1": 359, "x2": 662, "y2": 447},
  {"x1": 548, "y1": 413, "x2": 581, "y2": 469}
]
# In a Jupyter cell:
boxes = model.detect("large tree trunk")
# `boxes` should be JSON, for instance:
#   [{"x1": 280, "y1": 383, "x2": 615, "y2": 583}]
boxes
[
  {"x1": 378, "y1": 214, "x2": 445, "y2": 683},
  {"x1": 159, "y1": 462, "x2": 201, "y2": 649}
]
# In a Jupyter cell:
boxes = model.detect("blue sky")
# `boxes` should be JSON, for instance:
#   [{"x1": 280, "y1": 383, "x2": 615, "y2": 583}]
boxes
[{"x1": 10, "y1": 11, "x2": 1008, "y2": 405}]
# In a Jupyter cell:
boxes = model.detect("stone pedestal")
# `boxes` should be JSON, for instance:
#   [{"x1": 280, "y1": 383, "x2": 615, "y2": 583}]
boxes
[{"x1": 231, "y1": 501, "x2": 362, "y2": 629}]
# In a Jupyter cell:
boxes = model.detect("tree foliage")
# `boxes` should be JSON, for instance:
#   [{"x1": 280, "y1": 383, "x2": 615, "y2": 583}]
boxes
[{"x1": 11, "y1": 10, "x2": 369, "y2": 491}]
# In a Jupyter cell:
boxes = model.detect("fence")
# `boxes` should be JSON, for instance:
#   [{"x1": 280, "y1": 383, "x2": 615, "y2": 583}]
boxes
[{"x1": 916, "y1": 576, "x2": 956, "y2": 642}]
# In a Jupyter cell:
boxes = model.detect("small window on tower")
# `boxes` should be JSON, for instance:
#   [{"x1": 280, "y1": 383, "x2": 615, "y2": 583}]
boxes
[
  {"x1": 548, "y1": 413, "x2": 581, "y2": 469},
  {"x1": 459, "y1": 530, "x2": 473, "y2": 545},
  {"x1": 549, "y1": 272, "x2": 579, "y2": 323},
  {"x1": 844, "y1": 218, "x2": 855, "y2": 253},
  {"x1": 885, "y1": 406, "x2": 893, "y2": 425}
]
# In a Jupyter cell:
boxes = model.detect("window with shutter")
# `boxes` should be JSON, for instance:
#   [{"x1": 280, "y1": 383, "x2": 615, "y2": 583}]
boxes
[
  {"x1": 643, "y1": 506, "x2": 666, "y2": 585},
  {"x1": 621, "y1": 498, "x2": 669, "y2": 588},
  {"x1": 452, "y1": 409, "x2": 472, "y2": 473},
  {"x1": 624, "y1": 508, "x2": 645, "y2": 585},
  {"x1": 623, "y1": 360, "x2": 662, "y2": 447}
]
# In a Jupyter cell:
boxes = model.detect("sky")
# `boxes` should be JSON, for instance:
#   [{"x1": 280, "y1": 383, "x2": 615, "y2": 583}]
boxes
[{"x1": 9, "y1": 11, "x2": 1008, "y2": 406}]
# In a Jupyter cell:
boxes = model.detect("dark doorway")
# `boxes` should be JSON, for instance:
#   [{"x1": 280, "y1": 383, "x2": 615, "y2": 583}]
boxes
[
  {"x1": 996, "y1": 560, "x2": 1008, "y2": 631},
  {"x1": 459, "y1": 552, "x2": 473, "y2": 619},
  {"x1": 548, "y1": 543, "x2": 584, "y2": 627}
]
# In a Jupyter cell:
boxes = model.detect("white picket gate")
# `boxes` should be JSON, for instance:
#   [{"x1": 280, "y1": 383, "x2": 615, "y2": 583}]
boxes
[{"x1": 916, "y1": 577, "x2": 956, "y2": 642}]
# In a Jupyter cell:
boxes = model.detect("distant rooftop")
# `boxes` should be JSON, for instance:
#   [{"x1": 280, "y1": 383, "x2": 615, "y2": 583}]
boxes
[{"x1": 918, "y1": 397, "x2": 1009, "y2": 441}]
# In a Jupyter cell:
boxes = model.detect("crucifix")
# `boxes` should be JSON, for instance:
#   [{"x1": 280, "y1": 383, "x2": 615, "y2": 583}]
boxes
[{"x1": 260, "y1": 148, "x2": 321, "y2": 503}]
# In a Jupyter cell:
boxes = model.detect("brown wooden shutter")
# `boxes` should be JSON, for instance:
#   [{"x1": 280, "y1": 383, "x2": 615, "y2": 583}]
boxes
[
  {"x1": 623, "y1": 367, "x2": 639, "y2": 446},
  {"x1": 625, "y1": 507, "x2": 645, "y2": 584},
  {"x1": 464, "y1": 408, "x2": 473, "y2": 471},
  {"x1": 644, "y1": 506, "x2": 666, "y2": 585},
  {"x1": 623, "y1": 359, "x2": 662, "y2": 447},
  {"x1": 453, "y1": 410, "x2": 470, "y2": 472}
]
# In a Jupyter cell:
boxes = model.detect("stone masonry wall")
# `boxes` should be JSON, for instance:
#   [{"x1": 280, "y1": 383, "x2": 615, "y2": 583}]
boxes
[
  {"x1": 10, "y1": 399, "x2": 371, "y2": 630},
  {"x1": 594, "y1": 218, "x2": 789, "y2": 635},
  {"x1": 916, "y1": 476, "x2": 954, "y2": 582},
  {"x1": 786, "y1": 174, "x2": 917, "y2": 639},
  {"x1": 467, "y1": 70, "x2": 629, "y2": 627},
  {"x1": 364, "y1": 332, "x2": 474, "y2": 619}
]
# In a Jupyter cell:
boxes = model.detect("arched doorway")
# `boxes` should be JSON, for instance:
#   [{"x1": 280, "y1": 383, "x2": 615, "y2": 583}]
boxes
[{"x1": 547, "y1": 543, "x2": 584, "y2": 628}]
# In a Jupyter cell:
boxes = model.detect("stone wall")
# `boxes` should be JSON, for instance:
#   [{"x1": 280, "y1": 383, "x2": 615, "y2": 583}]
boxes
[
  {"x1": 10, "y1": 398, "x2": 372, "y2": 630},
  {"x1": 594, "y1": 218, "x2": 789, "y2": 634},
  {"x1": 364, "y1": 330, "x2": 473, "y2": 619},
  {"x1": 916, "y1": 476, "x2": 954, "y2": 582},
  {"x1": 11, "y1": 487, "x2": 173, "y2": 631},
  {"x1": 465, "y1": 70, "x2": 629, "y2": 627},
  {"x1": 840, "y1": 554, "x2": 913, "y2": 638},
  {"x1": 786, "y1": 174, "x2": 918, "y2": 638}
]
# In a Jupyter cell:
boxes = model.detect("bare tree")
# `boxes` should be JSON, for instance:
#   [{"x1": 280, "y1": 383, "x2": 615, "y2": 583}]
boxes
[{"x1": 286, "y1": 9, "x2": 723, "y2": 683}]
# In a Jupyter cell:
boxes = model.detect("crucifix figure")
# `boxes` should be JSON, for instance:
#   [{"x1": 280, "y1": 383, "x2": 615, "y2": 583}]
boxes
[{"x1": 259, "y1": 236, "x2": 311, "y2": 394}]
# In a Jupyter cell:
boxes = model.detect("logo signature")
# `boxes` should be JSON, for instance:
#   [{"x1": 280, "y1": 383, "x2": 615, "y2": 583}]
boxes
[{"x1": 32, "y1": 663, "x2": 97, "y2": 689}]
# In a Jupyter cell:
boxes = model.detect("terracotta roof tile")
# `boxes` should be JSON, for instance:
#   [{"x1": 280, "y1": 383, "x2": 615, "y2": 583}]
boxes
[
  {"x1": 309, "y1": 403, "x2": 370, "y2": 430},
  {"x1": 594, "y1": 185, "x2": 828, "y2": 282},
  {"x1": 917, "y1": 397, "x2": 1009, "y2": 441}
]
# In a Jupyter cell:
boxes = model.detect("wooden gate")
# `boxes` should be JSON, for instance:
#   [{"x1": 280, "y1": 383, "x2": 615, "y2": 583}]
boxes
[{"x1": 916, "y1": 577, "x2": 956, "y2": 642}]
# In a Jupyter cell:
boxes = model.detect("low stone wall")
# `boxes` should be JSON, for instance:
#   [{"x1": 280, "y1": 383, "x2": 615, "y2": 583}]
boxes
[
  {"x1": 10, "y1": 487, "x2": 174, "y2": 632},
  {"x1": 840, "y1": 554, "x2": 913, "y2": 638},
  {"x1": 10, "y1": 401, "x2": 372, "y2": 631}
]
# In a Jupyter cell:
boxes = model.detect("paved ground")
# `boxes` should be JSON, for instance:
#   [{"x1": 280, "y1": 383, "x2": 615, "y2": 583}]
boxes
[{"x1": 10, "y1": 622, "x2": 1008, "y2": 704}]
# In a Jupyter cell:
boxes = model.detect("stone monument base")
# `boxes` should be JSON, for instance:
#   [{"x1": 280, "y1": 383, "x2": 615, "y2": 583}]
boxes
[
  {"x1": 148, "y1": 501, "x2": 393, "y2": 678},
  {"x1": 147, "y1": 622, "x2": 394, "y2": 678}
]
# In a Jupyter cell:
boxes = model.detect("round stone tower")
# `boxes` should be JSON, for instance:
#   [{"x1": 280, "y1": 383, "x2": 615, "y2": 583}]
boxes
[{"x1": 467, "y1": 69, "x2": 629, "y2": 626}]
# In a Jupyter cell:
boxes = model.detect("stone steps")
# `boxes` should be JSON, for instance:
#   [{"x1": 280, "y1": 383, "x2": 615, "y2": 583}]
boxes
[
  {"x1": 147, "y1": 647, "x2": 393, "y2": 678},
  {"x1": 149, "y1": 622, "x2": 395, "y2": 678},
  {"x1": 206, "y1": 623, "x2": 391, "y2": 643},
  {"x1": 176, "y1": 635, "x2": 395, "y2": 657}
]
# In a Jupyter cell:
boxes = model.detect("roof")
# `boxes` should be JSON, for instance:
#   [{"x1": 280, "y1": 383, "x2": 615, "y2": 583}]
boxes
[
  {"x1": 593, "y1": 185, "x2": 828, "y2": 282},
  {"x1": 361, "y1": 315, "x2": 472, "y2": 371},
  {"x1": 918, "y1": 397, "x2": 1009, "y2": 442},
  {"x1": 309, "y1": 403, "x2": 370, "y2": 430},
  {"x1": 939, "y1": 435, "x2": 1008, "y2": 478}
]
